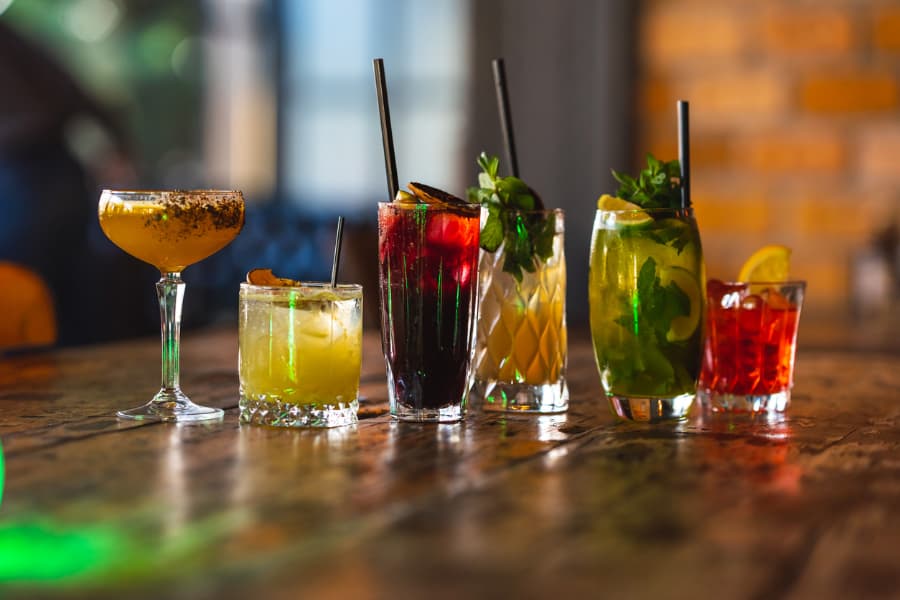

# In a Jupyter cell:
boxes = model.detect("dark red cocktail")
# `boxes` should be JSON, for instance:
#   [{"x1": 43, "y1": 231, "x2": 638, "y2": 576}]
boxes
[
  {"x1": 378, "y1": 200, "x2": 481, "y2": 422},
  {"x1": 698, "y1": 279, "x2": 806, "y2": 414}
]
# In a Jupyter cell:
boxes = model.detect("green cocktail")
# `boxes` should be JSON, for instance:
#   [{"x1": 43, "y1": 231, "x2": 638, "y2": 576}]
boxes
[{"x1": 588, "y1": 156, "x2": 705, "y2": 422}]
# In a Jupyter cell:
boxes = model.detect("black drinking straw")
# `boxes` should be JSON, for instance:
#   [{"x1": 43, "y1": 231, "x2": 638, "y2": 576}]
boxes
[
  {"x1": 373, "y1": 58, "x2": 399, "y2": 200},
  {"x1": 492, "y1": 58, "x2": 519, "y2": 177},
  {"x1": 677, "y1": 100, "x2": 691, "y2": 208},
  {"x1": 330, "y1": 216, "x2": 344, "y2": 287}
]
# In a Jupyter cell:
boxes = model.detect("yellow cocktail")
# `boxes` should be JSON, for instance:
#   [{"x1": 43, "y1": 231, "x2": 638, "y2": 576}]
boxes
[
  {"x1": 98, "y1": 190, "x2": 244, "y2": 422},
  {"x1": 239, "y1": 283, "x2": 362, "y2": 428}
]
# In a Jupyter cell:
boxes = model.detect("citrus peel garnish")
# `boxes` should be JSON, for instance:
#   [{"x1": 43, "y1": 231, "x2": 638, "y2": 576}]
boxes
[{"x1": 246, "y1": 268, "x2": 301, "y2": 287}]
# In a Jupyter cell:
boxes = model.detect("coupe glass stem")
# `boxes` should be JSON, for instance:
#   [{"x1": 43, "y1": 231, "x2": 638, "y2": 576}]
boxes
[{"x1": 157, "y1": 272, "x2": 184, "y2": 397}]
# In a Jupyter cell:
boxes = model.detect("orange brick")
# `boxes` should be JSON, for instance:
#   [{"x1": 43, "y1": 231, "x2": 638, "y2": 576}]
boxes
[
  {"x1": 686, "y1": 71, "x2": 786, "y2": 117},
  {"x1": 795, "y1": 260, "x2": 846, "y2": 299},
  {"x1": 735, "y1": 131, "x2": 844, "y2": 173},
  {"x1": 644, "y1": 131, "x2": 730, "y2": 170},
  {"x1": 800, "y1": 73, "x2": 898, "y2": 113},
  {"x1": 873, "y1": 7, "x2": 900, "y2": 51},
  {"x1": 692, "y1": 193, "x2": 769, "y2": 234},
  {"x1": 638, "y1": 79, "x2": 677, "y2": 115},
  {"x1": 859, "y1": 124, "x2": 900, "y2": 184},
  {"x1": 760, "y1": 7, "x2": 854, "y2": 55},
  {"x1": 796, "y1": 194, "x2": 879, "y2": 240},
  {"x1": 640, "y1": 8, "x2": 743, "y2": 66}
]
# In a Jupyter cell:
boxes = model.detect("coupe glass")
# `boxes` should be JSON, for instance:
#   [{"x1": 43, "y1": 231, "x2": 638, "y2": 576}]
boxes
[{"x1": 98, "y1": 190, "x2": 245, "y2": 422}]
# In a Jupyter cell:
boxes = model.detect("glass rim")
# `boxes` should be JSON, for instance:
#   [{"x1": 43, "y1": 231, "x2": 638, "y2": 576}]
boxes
[
  {"x1": 490, "y1": 207, "x2": 564, "y2": 216},
  {"x1": 377, "y1": 201, "x2": 481, "y2": 214},
  {"x1": 595, "y1": 206, "x2": 693, "y2": 215},
  {"x1": 713, "y1": 280, "x2": 807, "y2": 287},
  {"x1": 240, "y1": 281, "x2": 363, "y2": 293}
]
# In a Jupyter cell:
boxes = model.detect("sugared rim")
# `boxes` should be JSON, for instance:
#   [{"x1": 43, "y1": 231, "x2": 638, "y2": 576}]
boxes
[{"x1": 102, "y1": 189, "x2": 242, "y2": 195}]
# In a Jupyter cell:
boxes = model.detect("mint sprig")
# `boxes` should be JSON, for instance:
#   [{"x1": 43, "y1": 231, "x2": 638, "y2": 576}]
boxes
[
  {"x1": 612, "y1": 154, "x2": 682, "y2": 209},
  {"x1": 611, "y1": 256, "x2": 694, "y2": 392},
  {"x1": 467, "y1": 153, "x2": 554, "y2": 282}
]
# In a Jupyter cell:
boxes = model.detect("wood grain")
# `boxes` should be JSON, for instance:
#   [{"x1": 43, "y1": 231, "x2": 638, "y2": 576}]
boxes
[{"x1": 0, "y1": 330, "x2": 898, "y2": 599}]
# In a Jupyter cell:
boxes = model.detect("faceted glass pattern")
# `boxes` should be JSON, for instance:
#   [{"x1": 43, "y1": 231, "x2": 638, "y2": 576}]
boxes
[{"x1": 473, "y1": 209, "x2": 568, "y2": 413}]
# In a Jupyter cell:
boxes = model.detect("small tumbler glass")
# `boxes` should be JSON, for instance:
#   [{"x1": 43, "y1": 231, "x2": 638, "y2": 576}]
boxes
[
  {"x1": 239, "y1": 282, "x2": 362, "y2": 428},
  {"x1": 698, "y1": 279, "x2": 806, "y2": 415}
]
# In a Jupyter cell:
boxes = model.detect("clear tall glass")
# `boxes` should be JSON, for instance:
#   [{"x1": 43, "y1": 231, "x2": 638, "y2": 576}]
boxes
[
  {"x1": 589, "y1": 207, "x2": 705, "y2": 422},
  {"x1": 377, "y1": 201, "x2": 481, "y2": 423},
  {"x1": 473, "y1": 209, "x2": 568, "y2": 413},
  {"x1": 98, "y1": 190, "x2": 245, "y2": 422}
]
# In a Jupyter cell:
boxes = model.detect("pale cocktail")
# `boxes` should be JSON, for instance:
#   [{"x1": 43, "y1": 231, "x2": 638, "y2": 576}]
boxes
[{"x1": 239, "y1": 282, "x2": 362, "y2": 428}]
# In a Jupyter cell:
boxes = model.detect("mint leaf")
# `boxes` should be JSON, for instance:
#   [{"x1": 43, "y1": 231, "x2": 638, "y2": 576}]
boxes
[
  {"x1": 533, "y1": 212, "x2": 556, "y2": 259},
  {"x1": 611, "y1": 153, "x2": 682, "y2": 210},
  {"x1": 480, "y1": 204, "x2": 503, "y2": 252},
  {"x1": 470, "y1": 152, "x2": 555, "y2": 281}
]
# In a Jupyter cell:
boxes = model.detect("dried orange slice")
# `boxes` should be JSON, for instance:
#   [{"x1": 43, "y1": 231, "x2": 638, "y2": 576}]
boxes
[
  {"x1": 246, "y1": 268, "x2": 300, "y2": 287},
  {"x1": 738, "y1": 245, "x2": 791, "y2": 282},
  {"x1": 408, "y1": 182, "x2": 467, "y2": 206}
]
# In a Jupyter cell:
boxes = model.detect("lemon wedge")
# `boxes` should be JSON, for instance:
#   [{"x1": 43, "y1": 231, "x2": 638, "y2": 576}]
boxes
[
  {"x1": 738, "y1": 245, "x2": 791, "y2": 282},
  {"x1": 660, "y1": 266, "x2": 702, "y2": 342},
  {"x1": 596, "y1": 194, "x2": 653, "y2": 227}
]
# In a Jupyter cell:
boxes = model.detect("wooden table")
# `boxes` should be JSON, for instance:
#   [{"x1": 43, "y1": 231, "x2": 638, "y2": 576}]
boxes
[{"x1": 1, "y1": 330, "x2": 899, "y2": 599}]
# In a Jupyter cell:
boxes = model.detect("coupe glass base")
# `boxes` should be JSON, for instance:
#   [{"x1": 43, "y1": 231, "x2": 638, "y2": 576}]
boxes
[
  {"x1": 608, "y1": 393, "x2": 694, "y2": 423},
  {"x1": 476, "y1": 379, "x2": 568, "y2": 414},
  {"x1": 117, "y1": 388, "x2": 224, "y2": 422},
  {"x1": 239, "y1": 395, "x2": 359, "y2": 428},
  {"x1": 697, "y1": 389, "x2": 790, "y2": 415},
  {"x1": 391, "y1": 403, "x2": 463, "y2": 423}
]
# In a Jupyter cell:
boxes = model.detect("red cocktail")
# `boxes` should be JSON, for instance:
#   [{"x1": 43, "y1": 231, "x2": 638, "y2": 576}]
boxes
[
  {"x1": 698, "y1": 279, "x2": 806, "y2": 414},
  {"x1": 378, "y1": 196, "x2": 481, "y2": 422}
]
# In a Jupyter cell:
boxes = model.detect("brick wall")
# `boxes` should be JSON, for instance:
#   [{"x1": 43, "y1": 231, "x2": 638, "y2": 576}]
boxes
[{"x1": 636, "y1": 0, "x2": 900, "y2": 316}]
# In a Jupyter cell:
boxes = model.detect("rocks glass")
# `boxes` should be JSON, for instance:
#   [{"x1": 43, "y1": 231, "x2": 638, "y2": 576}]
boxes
[
  {"x1": 698, "y1": 279, "x2": 806, "y2": 415},
  {"x1": 239, "y1": 282, "x2": 363, "y2": 428}
]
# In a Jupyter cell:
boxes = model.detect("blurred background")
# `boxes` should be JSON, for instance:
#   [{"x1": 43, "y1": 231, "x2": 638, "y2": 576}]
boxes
[{"x1": 0, "y1": 0, "x2": 897, "y2": 349}]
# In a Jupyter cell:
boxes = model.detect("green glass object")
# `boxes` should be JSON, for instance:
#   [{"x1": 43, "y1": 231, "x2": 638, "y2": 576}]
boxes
[{"x1": 589, "y1": 207, "x2": 705, "y2": 422}]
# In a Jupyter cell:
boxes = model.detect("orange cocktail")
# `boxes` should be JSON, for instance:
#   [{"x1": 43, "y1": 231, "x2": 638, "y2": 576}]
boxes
[
  {"x1": 99, "y1": 192, "x2": 244, "y2": 273},
  {"x1": 98, "y1": 190, "x2": 244, "y2": 422}
]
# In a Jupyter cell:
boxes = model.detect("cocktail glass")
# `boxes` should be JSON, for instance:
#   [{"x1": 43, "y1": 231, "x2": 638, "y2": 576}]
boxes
[
  {"x1": 377, "y1": 201, "x2": 481, "y2": 422},
  {"x1": 589, "y1": 207, "x2": 705, "y2": 422},
  {"x1": 98, "y1": 190, "x2": 245, "y2": 422},
  {"x1": 473, "y1": 209, "x2": 568, "y2": 413},
  {"x1": 698, "y1": 280, "x2": 806, "y2": 414},
  {"x1": 238, "y1": 282, "x2": 362, "y2": 428}
]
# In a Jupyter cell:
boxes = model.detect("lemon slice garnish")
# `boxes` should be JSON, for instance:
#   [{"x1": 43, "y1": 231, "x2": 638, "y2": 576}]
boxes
[
  {"x1": 596, "y1": 194, "x2": 653, "y2": 227},
  {"x1": 738, "y1": 245, "x2": 791, "y2": 282}
]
